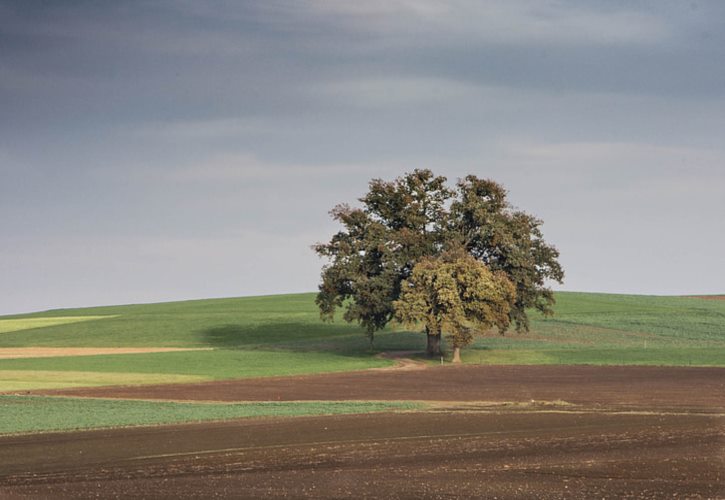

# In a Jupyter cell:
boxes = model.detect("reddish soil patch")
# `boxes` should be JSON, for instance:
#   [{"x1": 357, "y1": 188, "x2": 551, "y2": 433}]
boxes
[
  {"x1": 690, "y1": 295, "x2": 725, "y2": 300},
  {"x1": 1, "y1": 411, "x2": 722, "y2": 498},
  {"x1": 43, "y1": 365, "x2": 725, "y2": 412}
]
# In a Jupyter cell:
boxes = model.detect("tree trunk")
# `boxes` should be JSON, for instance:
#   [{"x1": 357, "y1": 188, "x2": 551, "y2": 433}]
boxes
[
  {"x1": 452, "y1": 346, "x2": 461, "y2": 364},
  {"x1": 426, "y1": 332, "x2": 442, "y2": 358}
]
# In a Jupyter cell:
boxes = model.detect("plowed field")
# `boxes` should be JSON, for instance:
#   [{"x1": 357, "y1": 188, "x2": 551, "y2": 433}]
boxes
[
  {"x1": 0, "y1": 410, "x2": 722, "y2": 498},
  {"x1": 3, "y1": 365, "x2": 724, "y2": 498},
  {"x1": 42, "y1": 365, "x2": 725, "y2": 411}
]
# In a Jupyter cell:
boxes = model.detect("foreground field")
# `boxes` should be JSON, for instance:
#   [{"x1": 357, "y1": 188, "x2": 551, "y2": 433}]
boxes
[
  {"x1": 3, "y1": 364, "x2": 724, "y2": 497},
  {"x1": 1, "y1": 401, "x2": 722, "y2": 498},
  {"x1": 0, "y1": 340, "x2": 725, "y2": 498}
]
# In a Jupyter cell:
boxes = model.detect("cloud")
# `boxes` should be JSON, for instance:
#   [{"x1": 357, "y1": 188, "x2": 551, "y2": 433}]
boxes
[
  {"x1": 139, "y1": 119, "x2": 270, "y2": 140},
  {"x1": 319, "y1": 76, "x2": 481, "y2": 107},
  {"x1": 113, "y1": 153, "x2": 394, "y2": 184},
  {"x1": 502, "y1": 140, "x2": 725, "y2": 183},
  {"x1": 302, "y1": 0, "x2": 669, "y2": 46},
  {"x1": 0, "y1": 231, "x2": 324, "y2": 314},
  {"x1": 2, "y1": 0, "x2": 725, "y2": 313}
]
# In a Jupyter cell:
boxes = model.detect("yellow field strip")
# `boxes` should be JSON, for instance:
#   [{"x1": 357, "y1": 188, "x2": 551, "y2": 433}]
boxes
[
  {"x1": 0, "y1": 316, "x2": 116, "y2": 334},
  {"x1": 0, "y1": 370, "x2": 211, "y2": 392},
  {"x1": 0, "y1": 347, "x2": 213, "y2": 359}
]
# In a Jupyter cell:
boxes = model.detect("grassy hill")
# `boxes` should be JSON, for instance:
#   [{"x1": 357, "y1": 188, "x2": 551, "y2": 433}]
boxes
[{"x1": 1, "y1": 292, "x2": 724, "y2": 392}]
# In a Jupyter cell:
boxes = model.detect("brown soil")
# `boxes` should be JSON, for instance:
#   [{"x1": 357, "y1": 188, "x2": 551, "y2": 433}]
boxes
[
  {"x1": 0, "y1": 410, "x2": 722, "y2": 498},
  {"x1": 0, "y1": 347, "x2": 212, "y2": 359},
  {"x1": 10, "y1": 365, "x2": 725, "y2": 497},
  {"x1": 42, "y1": 365, "x2": 725, "y2": 412},
  {"x1": 690, "y1": 295, "x2": 725, "y2": 300}
]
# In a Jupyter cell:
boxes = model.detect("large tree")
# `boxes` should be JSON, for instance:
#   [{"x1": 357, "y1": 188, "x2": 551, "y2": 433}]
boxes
[
  {"x1": 314, "y1": 169, "x2": 563, "y2": 355},
  {"x1": 394, "y1": 250, "x2": 516, "y2": 363},
  {"x1": 314, "y1": 169, "x2": 452, "y2": 344}
]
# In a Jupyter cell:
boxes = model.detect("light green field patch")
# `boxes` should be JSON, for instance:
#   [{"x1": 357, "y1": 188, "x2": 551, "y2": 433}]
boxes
[
  {"x1": 0, "y1": 396, "x2": 422, "y2": 435},
  {"x1": 0, "y1": 370, "x2": 210, "y2": 392},
  {"x1": 0, "y1": 316, "x2": 115, "y2": 334},
  {"x1": 463, "y1": 347, "x2": 725, "y2": 366}
]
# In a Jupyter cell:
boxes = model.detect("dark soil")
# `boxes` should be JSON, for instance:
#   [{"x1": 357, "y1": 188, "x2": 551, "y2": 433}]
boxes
[
  {"x1": 7, "y1": 365, "x2": 724, "y2": 498},
  {"x1": 41, "y1": 365, "x2": 725, "y2": 412},
  {"x1": 0, "y1": 411, "x2": 722, "y2": 498}
]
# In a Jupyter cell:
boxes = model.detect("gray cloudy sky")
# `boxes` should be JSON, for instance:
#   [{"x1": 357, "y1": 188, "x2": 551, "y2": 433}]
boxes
[{"x1": 1, "y1": 0, "x2": 724, "y2": 314}]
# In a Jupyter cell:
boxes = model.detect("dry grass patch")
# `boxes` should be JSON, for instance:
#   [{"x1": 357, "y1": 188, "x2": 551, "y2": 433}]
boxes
[
  {"x1": 0, "y1": 370, "x2": 210, "y2": 392},
  {"x1": 0, "y1": 347, "x2": 213, "y2": 359},
  {"x1": 0, "y1": 316, "x2": 115, "y2": 334}
]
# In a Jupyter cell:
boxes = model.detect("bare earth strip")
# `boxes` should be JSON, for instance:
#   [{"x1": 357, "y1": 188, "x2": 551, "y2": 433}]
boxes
[
  {"x1": 0, "y1": 410, "x2": 722, "y2": 498},
  {"x1": 690, "y1": 295, "x2": 725, "y2": 300},
  {"x1": 44, "y1": 365, "x2": 725, "y2": 412},
  {"x1": 0, "y1": 347, "x2": 212, "y2": 359}
]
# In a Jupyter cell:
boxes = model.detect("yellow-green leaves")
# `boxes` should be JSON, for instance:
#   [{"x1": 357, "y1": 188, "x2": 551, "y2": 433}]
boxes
[{"x1": 395, "y1": 251, "x2": 516, "y2": 351}]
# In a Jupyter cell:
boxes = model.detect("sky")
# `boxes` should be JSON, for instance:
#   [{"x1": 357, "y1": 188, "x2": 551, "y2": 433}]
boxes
[{"x1": 1, "y1": 0, "x2": 724, "y2": 315}]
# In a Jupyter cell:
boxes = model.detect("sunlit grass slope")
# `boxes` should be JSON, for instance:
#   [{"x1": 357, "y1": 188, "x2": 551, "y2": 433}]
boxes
[
  {"x1": 0, "y1": 294, "x2": 354, "y2": 348},
  {"x1": 465, "y1": 292, "x2": 725, "y2": 365},
  {"x1": 0, "y1": 292, "x2": 723, "y2": 392},
  {"x1": 0, "y1": 370, "x2": 208, "y2": 392},
  {"x1": 0, "y1": 316, "x2": 114, "y2": 334},
  {"x1": 0, "y1": 294, "x2": 397, "y2": 389}
]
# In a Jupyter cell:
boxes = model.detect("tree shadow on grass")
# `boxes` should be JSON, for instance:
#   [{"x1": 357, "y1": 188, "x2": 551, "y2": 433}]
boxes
[{"x1": 201, "y1": 322, "x2": 426, "y2": 356}]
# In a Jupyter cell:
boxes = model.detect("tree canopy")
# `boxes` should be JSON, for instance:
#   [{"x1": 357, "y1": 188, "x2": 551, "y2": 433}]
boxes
[{"x1": 314, "y1": 169, "x2": 563, "y2": 354}]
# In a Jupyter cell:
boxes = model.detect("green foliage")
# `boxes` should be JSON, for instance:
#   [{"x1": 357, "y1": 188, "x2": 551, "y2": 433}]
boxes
[
  {"x1": 395, "y1": 251, "x2": 516, "y2": 350},
  {"x1": 314, "y1": 169, "x2": 563, "y2": 340},
  {"x1": 315, "y1": 170, "x2": 452, "y2": 339},
  {"x1": 0, "y1": 396, "x2": 421, "y2": 435},
  {"x1": 451, "y1": 176, "x2": 564, "y2": 331}
]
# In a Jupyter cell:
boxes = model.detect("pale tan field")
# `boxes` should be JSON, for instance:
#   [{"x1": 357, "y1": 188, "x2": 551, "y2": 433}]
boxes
[
  {"x1": 0, "y1": 370, "x2": 210, "y2": 392},
  {"x1": 0, "y1": 347, "x2": 213, "y2": 359},
  {"x1": 0, "y1": 347, "x2": 215, "y2": 391}
]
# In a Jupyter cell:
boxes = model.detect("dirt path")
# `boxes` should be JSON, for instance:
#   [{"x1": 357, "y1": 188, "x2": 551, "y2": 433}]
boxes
[
  {"x1": 42, "y1": 365, "x2": 725, "y2": 412},
  {"x1": 374, "y1": 350, "x2": 428, "y2": 371},
  {"x1": 0, "y1": 347, "x2": 212, "y2": 359},
  {"x1": 1, "y1": 410, "x2": 722, "y2": 498}
]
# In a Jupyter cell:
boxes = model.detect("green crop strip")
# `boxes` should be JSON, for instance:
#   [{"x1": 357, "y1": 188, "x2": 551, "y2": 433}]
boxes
[{"x1": 0, "y1": 396, "x2": 422, "y2": 435}]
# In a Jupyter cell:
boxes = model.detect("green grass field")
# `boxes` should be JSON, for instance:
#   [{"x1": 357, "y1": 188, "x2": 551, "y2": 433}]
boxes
[
  {"x1": 1, "y1": 292, "x2": 724, "y2": 389},
  {"x1": 463, "y1": 292, "x2": 725, "y2": 365},
  {"x1": 0, "y1": 291, "x2": 723, "y2": 434},
  {"x1": 0, "y1": 396, "x2": 420, "y2": 435}
]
